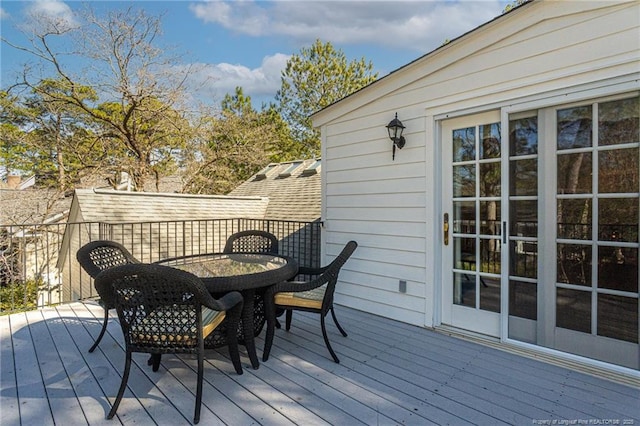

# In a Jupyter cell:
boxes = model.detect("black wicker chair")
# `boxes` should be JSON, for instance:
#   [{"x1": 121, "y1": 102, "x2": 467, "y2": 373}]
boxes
[
  {"x1": 222, "y1": 230, "x2": 279, "y2": 336},
  {"x1": 95, "y1": 263, "x2": 244, "y2": 424},
  {"x1": 262, "y1": 241, "x2": 357, "y2": 363},
  {"x1": 223, "y1": 230, "x2": 279, "y2": 254},
  {"x1": 77, "y1": 240, "x2": 140, "y2": 353}
]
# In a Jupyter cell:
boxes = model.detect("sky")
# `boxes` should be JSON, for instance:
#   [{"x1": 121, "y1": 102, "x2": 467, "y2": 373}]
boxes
[{"x1": 0, "y1": 0, "x2": 511, "y2": 108}]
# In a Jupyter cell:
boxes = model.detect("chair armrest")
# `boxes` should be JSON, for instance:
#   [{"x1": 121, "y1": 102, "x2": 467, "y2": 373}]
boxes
[
  {"x1": 297, "y1": 265, "x2": 329, "y2": 276},
  {"x1": 204, "y1": 291, "x2": 243, "y2": 312},
  {"x1": 269, "y1": 279, "x2": 326, "y2": 295}
]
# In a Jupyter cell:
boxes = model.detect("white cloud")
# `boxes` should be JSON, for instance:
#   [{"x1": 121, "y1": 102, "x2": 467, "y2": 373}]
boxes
[
  {"x1": 190, "y1": 0, "x2": 505, "y2": 53},
  {"x1": 183, "y1": 53, "x2": 290, "y2": 105},
  {"x1": 186, "y1": 1, "x2": 507, "y2": 105},
  {"x1": 24, "y1": 0, "x2": 79, "y2": 32},
  {"x1": 190, "y1": 1, "x2": 269, "y2": 37},
  {"x1": 1, "y1": 7, "x2": 9, "y2": 20}
]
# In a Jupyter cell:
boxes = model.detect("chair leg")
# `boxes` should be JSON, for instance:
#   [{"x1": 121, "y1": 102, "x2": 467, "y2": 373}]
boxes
[
  {"x1": 108, "y1": 350, "x2": 132, "y2": 419},
  {"x1": 148, "y1": 353, "x2": 161, "y2": 372},
  {"x1": 262, "y1": 298, "x2": 277, "y2": 362},
  {"x1": 226, "y1": 305, "x2": 244, "y2": 375},
  {"x1": 330, "y1": 307, "x2": 348, "y2": 337},
  {"x1": 321, "y1": 315, "x2": 340, "y2": 363},
  {"x1": 285, "y1": 309, "x2": 292, "y2": 331},
  {"x1": 89, "y1": 307, "x2": 110, "y2": 353},
  {"x1": 275, "y1": 308, "x2": 284, "y2": 329},
  {"x1": 194, "y1": 350, "x2": 203, "y2": 424}
]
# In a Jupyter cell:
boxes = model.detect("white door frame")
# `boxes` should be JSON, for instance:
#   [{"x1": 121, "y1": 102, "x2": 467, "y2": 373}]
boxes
[{"x1": 439, "y1": 110, "x2": 502, "y2": 337}]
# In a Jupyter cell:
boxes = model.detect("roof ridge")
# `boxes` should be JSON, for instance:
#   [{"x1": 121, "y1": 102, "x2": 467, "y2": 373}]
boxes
[{"x1": 75, "y1": 188, "x2": 267, "y2": 201}]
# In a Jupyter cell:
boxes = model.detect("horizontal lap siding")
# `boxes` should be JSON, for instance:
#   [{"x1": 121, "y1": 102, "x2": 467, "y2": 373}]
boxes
[
  {"x1": 389, "y1": 2, "x2": 639, "y2": 113},
  {"x1": 323, "y1": 112, "x2": 427, "y2": 324}
]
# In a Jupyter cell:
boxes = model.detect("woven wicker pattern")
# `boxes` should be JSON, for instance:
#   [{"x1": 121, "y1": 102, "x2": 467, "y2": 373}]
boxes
[
  {"x1": 223, "y1": 230, "x2": 279, "y2": 254},
  {"x1": 130, "y1": 306, "x2": 225, "y2": 347},
  {"x1": 94, "y1": 263, "x2": 243, "y2": 424},
  {"x1": 76, "y1": 240, "x2": 140, "y2": 353},
  {"x1": 77, "y1": 240, "x2": 139, "y2": 278},
  {"x1": 263, "y1": 241, "x2": 357, "y2": 363}
]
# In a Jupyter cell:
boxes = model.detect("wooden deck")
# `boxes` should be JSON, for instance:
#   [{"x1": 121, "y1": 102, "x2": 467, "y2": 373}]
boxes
[{"x1": 2, "y1": 301, "x2": 639, "y2": 426}]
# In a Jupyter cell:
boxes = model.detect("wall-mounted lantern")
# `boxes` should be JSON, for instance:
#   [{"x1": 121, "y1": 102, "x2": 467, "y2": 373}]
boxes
[{"x1": 386, "y1": 113, "x2": 406, "y2": 160}]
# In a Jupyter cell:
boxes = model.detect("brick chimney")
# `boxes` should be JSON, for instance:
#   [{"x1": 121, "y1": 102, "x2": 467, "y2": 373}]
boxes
[{"x1": 6, "y1": 175, "x2": 21, "y2": 189}]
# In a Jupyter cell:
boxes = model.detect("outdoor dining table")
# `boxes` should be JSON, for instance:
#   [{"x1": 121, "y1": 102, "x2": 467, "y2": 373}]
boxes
[{"x1": 157, "y1": 252, "x2": 298, "y2": 369}]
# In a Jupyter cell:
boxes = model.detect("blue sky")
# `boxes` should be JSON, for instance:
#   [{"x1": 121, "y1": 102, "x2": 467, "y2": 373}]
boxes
[{"x1": 1, "y1": 0, "x2": 510, "y2": 108}]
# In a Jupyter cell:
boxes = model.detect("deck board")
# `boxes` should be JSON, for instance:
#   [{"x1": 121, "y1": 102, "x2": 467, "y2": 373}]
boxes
[
  {"x1": 1, "y1": 301, "x2": 639, "y2": 426},
  {"x1": 11, "y1": 311, "x2": 55, "y2": 426},
  {"x1": 28, "y1": 308, "x2": 87, "y2": 425},
  {"x1": 0, "y1": 312, "x2": 19, "y2": 425}
]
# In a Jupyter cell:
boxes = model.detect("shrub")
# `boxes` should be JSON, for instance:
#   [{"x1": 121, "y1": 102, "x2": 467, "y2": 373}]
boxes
[{"x1": 0, "y1": 279, "x2": 40, "y2": 314}]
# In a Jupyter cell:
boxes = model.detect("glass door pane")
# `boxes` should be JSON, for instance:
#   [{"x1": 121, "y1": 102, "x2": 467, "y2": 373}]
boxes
[
  {"x1": 508, "y1": 114, "x2": 539, "y2": 343},
  {"x1": 553, "y1": 96, "x2": 639, "y2": 369},
  {"x1": 452, "y1": 123, "x2": 502, "y2": 313}
]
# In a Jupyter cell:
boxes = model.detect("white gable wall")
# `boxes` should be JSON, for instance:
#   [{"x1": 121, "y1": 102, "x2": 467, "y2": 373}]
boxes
[{"x1": 314, "y1": 0, "x2": 639, "y2": 327}]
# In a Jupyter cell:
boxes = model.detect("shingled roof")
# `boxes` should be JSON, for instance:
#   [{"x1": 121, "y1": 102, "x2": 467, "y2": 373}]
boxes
[
  {"x1": 70, "y1": 189, "x2": 269, "y2": 223},
  {"x1": 229, "y1": 159, "x2": 321, "y2": 222},
  {"x1": 0, "y1": 172, "x2": 185, "y2": 226},
  {"x1": 0, "y1": 188, "x2": 71, "y2": 225}
]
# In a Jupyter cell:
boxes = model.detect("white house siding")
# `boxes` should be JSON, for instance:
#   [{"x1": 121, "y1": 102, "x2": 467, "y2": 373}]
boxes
[{"x1": 314, "y1": 0, "x2": 639, "y2": 329}]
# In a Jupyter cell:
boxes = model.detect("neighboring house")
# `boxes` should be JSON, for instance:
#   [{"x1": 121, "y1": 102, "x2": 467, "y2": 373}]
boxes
[
  {"x1": 312, "y1": 1, "x2": 639, "y2": 372},
  {"x1": 1, "y1": 177, "x2": 71, "y2": 307},
  {"x1": 229, "y1": 159, "x2": 321, "y2": 222},
  {"x1": 57, "y1": 189, "x2": 269, "y2": 301}
]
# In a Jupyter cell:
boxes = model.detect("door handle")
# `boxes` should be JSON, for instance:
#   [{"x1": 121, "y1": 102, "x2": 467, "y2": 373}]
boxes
[{"x1": 444, "y1": 213, "x2": 449, "y2": 246}]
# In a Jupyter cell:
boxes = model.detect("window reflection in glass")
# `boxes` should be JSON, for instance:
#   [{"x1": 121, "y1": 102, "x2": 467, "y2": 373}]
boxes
[
  {"x1": 599, "y1": 148, "x2": 639, "y2": 193},
  {"x1": 557, "y1": 106, "x2": 592, "y2": 150},
  {"x1": 480, "y1": 238, "x2": 501, "y2": 273},
  {"x1": 510, "y1": 200, "x2": 537, "y2": 237},
  {"x1": 597, "y1": 294, "x2": 638, "y2": 343},
  {"x1": 509, "y1": 280, "x2": 537, "y2": 320},
  {"x1": 453, "y1": 127, "x2": 475, "y2": 162},
  {"x1": 453, "y1": 201, "x2": 475, "y2": 234},
  {"x1": 480, "y1": 201, "x2": 500, "y2": 235},
  {"x1": 598, "y1": 198, "x2": 638, "y2": 242},
  {"x1": 510, "y1": 241, "x2": 537, "y2": 279},
  {"x1": 557, "y1": 153, "x2": 592, "y2": 194},
  {"x1": 453, "y1": 165, "x2": 475, "y2": 197},
  {"x1": 480, "y1": 123, "x2": 501, "y2": 159},
  {"x1": 480, "y1": 276, "x2": 500, "y2": 313},
  {"x1": 480, "y1": 162, "x2": 501, "y2": 197},
  {"x1": 556, "y1": 288, "x2": 591, "y2": 333},
  {"x1": 454, "y1": 237, "x2": 476, "y2": 271},
  {"x1": 453, "y1": 272, "x2": 475, "y2": 308},
  {"x1": 509, "y1": 116, "x2": 538, "y2": 156},
  {"x1": 599, "y1": 97, "x2": 639, "y2": 146},
  {"x1": 557, "y1": 244, "x2": 592, "y2": 286},
  {"x1": 510, "y1": 158, "x2": 537, "y2": 196},
  {"x1": 557, "y1": 199, "x2": 592, "y2": 240},
  {"x1": 598, "y1": 246, "x2": 638, "y2": 292}
]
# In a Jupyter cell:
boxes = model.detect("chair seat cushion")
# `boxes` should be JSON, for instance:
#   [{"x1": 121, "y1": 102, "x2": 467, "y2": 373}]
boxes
[
  {"x1": 131, "y1": 306, "x2": 226, "y2": 346},
  {"x1": 274, "y1": 285, "x2": 326, "y2": 309},
  {"x1": 201, "y1": 307, "x2": 226, "y2": 338}
]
